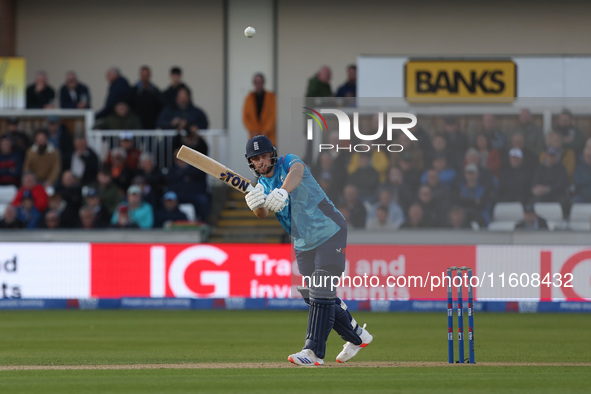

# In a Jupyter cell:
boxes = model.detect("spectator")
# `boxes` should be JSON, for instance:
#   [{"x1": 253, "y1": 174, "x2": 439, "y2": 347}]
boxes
[
  {"x1": 455, "y1": 164, "x2": 493, "y2": 227},
  {"x1": 473, "y1": 132, "x2": 501, "y2": 179},
  {"x1": 136, "y1": 153, "x2": 164, "y2": 209},
  {"x1": 166, "y1": 122, "x2": 209, "y2": 168},
  {"x1": 157, "y1": 87, "x2": 208, "y2": 131},
  {"x1": 164, "y1": 148, "x2": 210, "y2": 223},
  {"x1": 155, "y1": 191, "x2": 188, "y2": 228},
  {"x1": 425, "y1": 134, "x2": 450, "y2": 169},
  {"x1": 94, "y1": 101, "x2": 142, "y2": 130},
  {"x1": 23, "y1": 130, "x2": 61, "y2": 187},
  {"x1": 242, "y1": 73, "x2": 277, "y2": 146},
  {"x1": 0, "y1": 136, "x2": 22, "y2": 187},
  {"x1": 505, "y1": 132, "x2": 538, "y2": 174},
  {"x1": 105, "y1": 132, "x2": 142, "y2": 172},
  {"x1": 348, "y1": 148, "x2": 389, "y2": 184},
  {"x1": 463, "y1": 148, "x2": 496, "y2": 191},
  {"x1": 515, "y1": 203, "x2": 549, "y2": 230},
  {"x1": 26, "y1": 71, "x2": 55, "y2": 109},
  {"x1": 347, "y1": 153, "x2": 380, "y2": 202},
  {"x1": 397, "y1": 152, "x2": 423, "y2": 196},
  {"x1": 499, "y1": 148, "x2": 532, "y2": 205},
  {"x1": 442, "y1": 116, "x2": 469, "y2": 171},
  {"x1": 96, "y1": 67, "x2": 131, "y2": 119},
  {"x1": 11, "y1": 172, "x2": 49, "y2": 213},
  {"x1": 337, "y1": 184, "x2": 366, "y2": 229},
  {"x1": 429, "y1": 154, "x2": 457, "y2": 187},
  {"x1": 5, "y1": 117, "x2": 31, "y2": 156},
  {"x1": 81, "y1": 187, "x2": 111, "y2": 228},
  {"x1": 380, "y1": 166, "x2": 414, "y2": 212},
  {"x1": 67, "y1": 135, "x2": 99, "y2": 186},
  {"x1": 335, "y1": 64, "x2": 356, "y2": 98},
  {"x1": 0, "y1": 204, "x2": 24, "y2": 229},
  {"x1": 555, "y1": 109, "x2": 584, "y2": 155},
  {"x1": 44, "y1": 115, "x2": 74, "y2": 171},
  {"x1": 111, "y1": 205, "x2": 138, "y2": 229},
  {"x1": 128, "y1": 65, "x2": 162, "y2": 129},
  {"x1": 311, "y1": 151, "x2": 337, "y2": 201},
  {"x1": 447, "y1": 205, "x2": 471, "y2": 229},
  {"x1": 540, "y1": 131, "x2": 576, "y2": 181},
  {"x1": 59, "y1": 71, "x2": 91, "y2": 109},
  {"x1": 15, "y1": 190, "x2": 42, "y2": 228},
  {"x1": 105, "y1": 147, "x2": 135, "y2": 192},
  {"x1": 416, "y1": 184, "x2": 446, "y2": 227},
  {"x1": 161, "y1": 66, "x2": 192, "y2": 109},
  {"x1": 366, "y1": 189, "x2": 404, "y2": 229},
  {"x1": 89, "y1": 168, "x2": 122, "y2": 216},
  {"x1": 54, "y1": 170, "x2": 83, "y2": 228},
  {"x1": 78, "y1": 206, "x2": 98, "y2": 229},
  {"x1": 400, "y1": 203, "x2": 426, "y2": 229},
  {"x1": 305, "y1": 65, "x2": 332, "y2": 97},
  {"x1": 512, "y1": 109, "x2": 544, "y2": 156},
  {"x1": 391, "y1": 138, "x2": 425, "y2": 178},
  {"x1": 423, "y1": 168, "x2": 451, "y2": 211},
  {"x1": 572, "y1": 144, "x2": 591, "y2": 203},
  {"x1": 42, "y1": 209, "x2": 62, "y2": 229},
  {"x1": 479, "y1": 114, "x2": 505, "y2": 152},
  {"x1": 110, "y1": 185, "x2": 154, "y2": 229},
  {"x1": 366, "y1": 205, "x2": 398, "y2": 230},
  {"x1": 531, "y1": 147, "x2": 570, "y2": 205}
]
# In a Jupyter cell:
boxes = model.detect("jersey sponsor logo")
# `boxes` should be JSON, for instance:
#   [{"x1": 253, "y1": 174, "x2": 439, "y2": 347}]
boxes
[{"x1": 220, "y1": 171, "x2": 251, "y2": 192}]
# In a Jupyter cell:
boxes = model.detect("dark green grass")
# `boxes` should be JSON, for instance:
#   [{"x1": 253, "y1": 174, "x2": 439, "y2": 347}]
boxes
[{"x1": 0, "y1": 310, "x2": 590, "y2": 393}]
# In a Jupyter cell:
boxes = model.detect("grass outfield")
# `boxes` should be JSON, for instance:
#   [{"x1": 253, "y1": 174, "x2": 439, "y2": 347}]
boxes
[{"x1": 0, "y1": 310, "x2": 590, "y2": 393}]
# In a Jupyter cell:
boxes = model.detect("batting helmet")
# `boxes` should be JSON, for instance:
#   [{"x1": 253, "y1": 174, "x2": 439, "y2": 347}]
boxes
[{"x1": 245, "y1": 135, "x2": 277, "y2": 177}]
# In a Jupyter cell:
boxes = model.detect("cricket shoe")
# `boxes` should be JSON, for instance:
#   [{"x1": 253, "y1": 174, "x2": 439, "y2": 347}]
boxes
[
  {"x1": 336, "y1": 324, "x2": 373, "y2": 363},
  {"x1": 287, "y1": 349, "x2": 324, "y2": 366}
]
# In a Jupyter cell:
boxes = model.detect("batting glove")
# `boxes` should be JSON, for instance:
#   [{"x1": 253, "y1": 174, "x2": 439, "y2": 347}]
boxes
[
  {"x1": 266, "y1": 188, "x2": 289, "y2": 212},
  {"x1": 245, "y1": 183, "x2": 267, "y2": 211}
]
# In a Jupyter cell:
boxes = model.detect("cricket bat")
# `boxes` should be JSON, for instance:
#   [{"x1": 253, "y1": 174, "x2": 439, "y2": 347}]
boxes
[{"x1": 176, "y1": 145, "x2": 254, "y2": 193}]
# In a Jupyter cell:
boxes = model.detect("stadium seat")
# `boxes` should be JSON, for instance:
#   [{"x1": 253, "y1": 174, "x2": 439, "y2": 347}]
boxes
[
  {"x1": 0, "y1": 185, "x2": 18, "y2": 204},
  {"x1": 179, "y1": 203, "x2": 196, "y2": 221},
  {"x1": 492, "y1": 202, "x2": 524, "y2": 222},
  {"x1": 533, "y1": 202, "x2": 565, "y2": 229},
  {"x1": 569, "y1": 203, "x2": 591, "y2": 222},
  {"x1": 488, "y1": 221, "x2": 516, "y2": 231},
  {"x1": 568, "y1": 221, "x2": 591, "y2": 231},
  {"x1": 0, "y1": 203, "x2": 7, "y2": 219}
]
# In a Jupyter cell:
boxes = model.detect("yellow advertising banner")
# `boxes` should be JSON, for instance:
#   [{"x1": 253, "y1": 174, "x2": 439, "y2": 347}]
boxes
[
  {"x1": 0, "y1": 57, "x2": 26, "y2": 109},
  {"x1": 405, "y1": 60, "x2": 516, "y2": 103}
]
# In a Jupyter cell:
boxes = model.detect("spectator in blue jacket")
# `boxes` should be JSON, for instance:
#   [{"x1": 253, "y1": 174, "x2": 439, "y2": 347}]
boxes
[
  {"x1": 96, "y1": 67, "x2": 131, "y2": 119},
  {"x1": 155, "y1": 191, "x2": 188, "y2": 228},
  {"x1": 59, "y1": 71, "x2": 91, "y2": 109},
  {"x1": 157, "y1": 87, "x2": 208, "y2": 131}
]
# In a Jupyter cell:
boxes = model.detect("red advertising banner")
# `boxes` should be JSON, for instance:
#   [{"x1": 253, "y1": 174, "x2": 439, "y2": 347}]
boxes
[{"x1": 91, "y1": 244, "x2": 292, "y2": 298}]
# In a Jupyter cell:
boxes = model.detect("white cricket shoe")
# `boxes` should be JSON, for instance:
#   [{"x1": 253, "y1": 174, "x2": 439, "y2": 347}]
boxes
[
  {"x1": 336, "y1": 324, "x2": 373, "y2": 363},
  {"x1": 287, "y1": 349, "x2": 324, "y2": 366}
]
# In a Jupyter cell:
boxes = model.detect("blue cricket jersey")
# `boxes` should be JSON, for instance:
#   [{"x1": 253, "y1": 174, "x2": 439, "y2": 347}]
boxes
[{"x1": 258, "y1": 154, "x2": 344, "y2": 251}]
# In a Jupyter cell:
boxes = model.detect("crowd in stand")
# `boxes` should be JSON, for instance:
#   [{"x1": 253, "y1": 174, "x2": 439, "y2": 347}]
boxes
[
  {"x1": 0, "y1": 65, "x2": 211, "y2": 230},
  {"x1": 2, "y1": 64, "x2": 591, "y2": 232}
]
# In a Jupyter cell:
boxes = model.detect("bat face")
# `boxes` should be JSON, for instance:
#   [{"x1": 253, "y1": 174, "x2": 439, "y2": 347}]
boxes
[{"x1": 219, "y1": 170, "x2": 252, "y2": 192}]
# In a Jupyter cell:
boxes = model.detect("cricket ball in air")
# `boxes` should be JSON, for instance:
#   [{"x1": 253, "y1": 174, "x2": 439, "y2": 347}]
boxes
[{"x1": 244, "y1": 26, "x2": 256, "y2": 38}]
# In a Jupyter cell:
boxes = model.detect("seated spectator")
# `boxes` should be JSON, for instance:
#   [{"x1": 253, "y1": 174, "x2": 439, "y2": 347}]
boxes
[
  {"x1": 105, "y1": 147, "x2": 135, "y2": 191},
  {"x1": 110, "y1": 185, "x2": 154, "y2": 229},
  {"x1": 155, "y1": 191, "x2": 188, "y2": 228},
  {"x1": 366, "y1": 205, "x2": 398, "y2": 230},
  {"x1": 425, "y1": 134, "x2": 451, "y2": 169},
  {"x1": 136, "y1": 153, "x2": 164, "y2": 210},
  {"x1": 511, "y1": 109, "x2": 544, "y2": 156},
  {"x1": 59, "y1": 71, "x2": 91, "y2": 109},
  {"x1": 89, "y1": 168, "x2": 123, "y2": 216},
  {"x1": 429, "y1": 154, "x2": 457, "y2": 187},
  {"x1": 54, "y1": 170, "x2": 83, "y2": 228},
  {"x1": 455, "y1": 164, "x2": 493, "y2": 227},
  {"x1": 47, "y1": 190, "x2": 67, "y2": 220},
  {"x1": 26, "y1": 71, "x2": 55, "y2": 109},
  {"x1": 499, "y1": 148, "x2": 532, "y2": 205},
  {"x1": 554, "y1": 109, "x2": 584, "y2": 156},
  {"x1": 0, "y1": 136, "x2": 23, "y2": 187},
  {"x1": 442, "y1": 116, "x2": 469, "y2": 171},
  {"x1": 111, "y1": 205, "x2": 138, "y2": 229},
  {"x1": 572, "y1": 144, "x2": 591, "y2": 203},
  {"x1": 79, "y1": 206, "x2": 98, "y2": 229},
  {"x1": 400, "y1": 203, "x2": 426, "y2": 229},
  {"x1": 347, "y1": 153, "x2": 380, "y2": 202},
  {"x1": 157, "y1": 87, "x2": 208, "y2": 131},
  {"x1": 366, "y1": 189, "x2": 404, "y2": 229},
  {"x1": 96, "y1": 67, "x2": 131, "y2": 119},
  {"x1": 335, "y1": 64, "x2": 356, "y2": 98},
  {"x1": 15, "y1": 190, "x2": 42, "y2": 228},
  {"x1": 397, "y1": 152, "x2": 423, "y2": 195},
  {"x1": 463, "y1": 148, "x2": 496, "y2": 191},
  {"x1": 94, "y1": 101, "x2": 142, "y2": 130},
  {"x1": 515, "y1": 203, "x2": 549, "y2": 230},
  {"x1": 0, "y1": 205, "x2": 24, "y2": 229},
  {"x1": 42, "y1": 209, "x2": 62, "y2": 229},
  {"x1": 337, "y1": 184, "x2": 366, "y2": 229},
  {"x1": 104, "y1": 132, "x2": 142, "y2": 172},
  {"x1": 161, "y1": 66, "x2": 192, "y2": 109},
  {"x1": 23, "y1": 130, "x2": 61, "y2": 187},
  {"x1": 504, "y1": 132, "x2": 538, "y2": 174},
  {"x1": 82, "y1": 187, "x2": 111, "y2": 228},
  {"x1": 128, "y1": 65, "x2": 162, "y2": 129},
  {"x1": 380, "y1": 166, "x2": 414, "y2": 211},
  {"x1": 12, "y1": 172, "x2": 49, "y2": 213},
  {"x1": 416, "y1": 184, "x2": 446, "y2": 227},
  {"x1": 392, "y1": 134, "x2": 425, "y2": 172},
  {"x1": 540, "y1": 131, "x2": 576, "y2": 181},
  {"x1": 446, "y1": 205, "x2": 471, "y2": 230},
  {"x1": 479, "y1": 114, "x2": 505, "y2": 152},
  {"x1": 311, "y1": 152, "x2": 336, "y2": 200},
  {"x1": 348, "y1": 149, "x2": 389, "y2": 184},
  {"x1": 4, "y1": 117, "x2": 30, "y2": 157},
  {"x1": 67, "y1": 135, "x2": 99, "y2": 186},
  {"x1": 423, "y1": 168, "x2": 451, "y2": 211},
  {"x1": 473, "y1": 132, "x2": 501, "y2": 179},
  {"x1": 531, "y1": 147, "x2": 570, "y2": 204},
  {"x1": 164, "y1": 148, "x2": 210, "y2": 223},
  {"x1": 44, "y1": 115, "x2": 74, "y2": 171},
  {"x1": 168, "y1": 122, "x2": 209, "y2": 168}
]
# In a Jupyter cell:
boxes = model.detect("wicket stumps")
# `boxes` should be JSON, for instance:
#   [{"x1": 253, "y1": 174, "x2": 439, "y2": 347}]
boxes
[{"x1": 447, "y1": 266, "x2": 475, "y2": 364}]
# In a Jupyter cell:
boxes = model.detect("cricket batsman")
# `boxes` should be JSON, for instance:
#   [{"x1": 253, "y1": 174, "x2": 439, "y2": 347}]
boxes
[{"x1": 244, "y1": 135, "x2": 373, "y2": 366}]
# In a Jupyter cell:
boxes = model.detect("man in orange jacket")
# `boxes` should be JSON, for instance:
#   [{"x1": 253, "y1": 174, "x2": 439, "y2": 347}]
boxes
[{"x1": 242, "y1": 73, "x2": 277, "y2": 146}]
